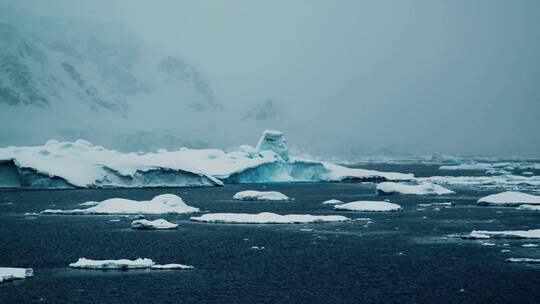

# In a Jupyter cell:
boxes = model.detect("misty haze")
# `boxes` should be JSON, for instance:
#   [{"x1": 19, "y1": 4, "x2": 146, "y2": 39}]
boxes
[{"x1": 1, "y1": 1, "x2": 539, "y2": 303}]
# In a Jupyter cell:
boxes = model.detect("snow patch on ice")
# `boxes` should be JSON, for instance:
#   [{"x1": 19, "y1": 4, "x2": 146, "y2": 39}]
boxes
[{"x1": 69, "y1": 258, "x2": 192, "y2": 270}]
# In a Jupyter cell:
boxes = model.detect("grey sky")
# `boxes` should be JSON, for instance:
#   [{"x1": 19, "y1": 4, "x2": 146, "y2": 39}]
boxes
[{"x1": 2, "y1": 0, "x2": 540, "y2": 157}]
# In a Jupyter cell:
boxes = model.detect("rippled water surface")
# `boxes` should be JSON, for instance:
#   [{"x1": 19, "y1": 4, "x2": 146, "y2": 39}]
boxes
[{"x1": 1, "y1": 169, "x2": 540, "y2": 303}]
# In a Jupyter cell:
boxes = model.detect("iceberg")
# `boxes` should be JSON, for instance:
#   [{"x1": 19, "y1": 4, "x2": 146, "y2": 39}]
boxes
[
  {"x1": 190, "y1": 212, "x2": 350, "y2": 224},
  {"x1": 0, "y1": 131, "x2": 413, "y2": 189},
  {"x1": 376, "y1": 182, "x2": 454, "y2": 195},
  {"x1": 69, "y1": 258, "x2": 192, "y2": 270},
  {"x1": 322, "y1": 199, "x2": 344, "y2": 205},
  {"x1": 477, "y1": 191, "x2": 540, "y2": 206},
  {"x1": 41, "y1": 194, "x2": 199, "y2": 215},
  {"x1": 334, "y1": 201, "x2": 402, "y2": 212},
  {"x1": 463, "y1": 229, "x2": 540, "y2": 239},
  {"x1": 505, "y1": 258, "x2": 540, "y2": 264},
  {"x1": 0, "y1": 267, "x2": 34, "y2": 283},
  {"x1": 233, "y1": 190, "x2": 290, "y2": 201},
  {"x1": 131, "y1": 219, "x2": 178, "y2": 230}
]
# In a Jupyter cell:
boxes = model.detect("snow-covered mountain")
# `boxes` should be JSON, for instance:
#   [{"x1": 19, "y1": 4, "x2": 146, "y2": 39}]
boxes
[{"x1": 0, "y1": 7, "x2": 227, "y2": 151}]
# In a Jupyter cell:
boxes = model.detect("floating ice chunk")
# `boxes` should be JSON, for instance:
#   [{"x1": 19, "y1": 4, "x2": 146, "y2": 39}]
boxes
[
  {"x1": 501, "y1": 249, "x2": 511, "y2": 253},
  {"x1": 233, "y1": 190, "x2": 290, "y2": 201},
  {"x1": 251, "y1": 246, "x2": 265, "y2": 250},
  {"x1": 190, "y1": 212, "x2": 350, "y2": 224},
  {"x1": 377, "y1": 182, "x2": 454, "y2": 195},
  {"x1": 0, "y1": 267, "x2": 34, "y2": 283},
  {"x1": 481, "y1": 242, "x2": 496, "y2": 246},
  {"x1": 505, "y1": 258, "x2": 540, "y2": 264},
  {"x1": 463, "y1": 229, "x2": 540, "y2": 239},
  {"x1": 41, "y1": 194, "x2": 199, "y2": 215},
  {"x1": 522, "y1": 171, "x2": 534, "y2": 176},
  {"x1": 150, "y1": 264, "x2": 193, "y2": 270},
  {"x1": 522, "y1": 243, "x2": 539, "y2": 248},
  {"x1": 417, "y1": 202, "x2": 455, "y2": 207},
  {"x1": 477, "y1": 191, "x2": 540, "y2": 206},
  {"x1": 518, "y1": 205, "x2": 540, "y2": 211},
  {"x1": 69, "y1": 258, "x2": 155, "y2": 269},
  {"x1": 334, "y1": 201, "x2": 402, "y2": 212},
  {"x1": 322, "y1": 199, "x2": 343, "y2": 205},
  {"x1": 131, "y1": 219, "x2": 178, "y2": 230}
]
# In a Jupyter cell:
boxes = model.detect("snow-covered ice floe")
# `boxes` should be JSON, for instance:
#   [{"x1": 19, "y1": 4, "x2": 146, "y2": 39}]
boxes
[
  {"x1": 322, "y1": 199, "x2": 344, "y2": 205},
  {"x1": 505, "y1": 258, "x2": 540, "y2": 264},
  {"x1": 0, "y1": 130, "x2": 413, "y2": 189},
  {"x1": 416, "y1": 175, "x2": 540, "y2": 192},
  {"x1": 131, "y1": 219, "x2": 178, "y2": 230},
  {"x1": 477, "y1": 191, "x2": 540, "y2": 206},
  {"x1": 334, "y1": 201, "x2": 402, "y2": 212},
  {"x1": 376, "y1": 182, "x2": 454, "y2": 195},
  {"x1": 233, "y1": 190, "x2": 290, "y2": 201},
  {"x1": 69, "y1": 258, "x2": 192, "y2": 270},
  {"x1": 417, "y1": 202, "x2": 455, "y2": 207},
  {"x1": 41, "y1": 194, "x2": 199, "y2": 215},
  {"x1": 517, "y1": 205, "x2": 540, "y2": 211},
  {"x1": 0, "y1": 267, "x2": 34, "y2": 283},
  {"x1": 463, "y1": 229, "x2": 540, "y2": 239},
  {"x1": 190, "y1": 212, "x2": 350, "y2": 224},
  {"x1": 440, "y1": 162, "x2": 540, "y2": 173}
]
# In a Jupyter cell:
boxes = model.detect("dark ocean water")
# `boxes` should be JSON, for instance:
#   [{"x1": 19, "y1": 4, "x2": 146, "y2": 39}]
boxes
[{"x1": 1, "y1": 166, "x2": 539, "y2": 303}]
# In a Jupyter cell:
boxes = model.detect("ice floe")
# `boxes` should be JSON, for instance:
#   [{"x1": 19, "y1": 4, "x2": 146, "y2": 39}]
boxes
[
  {"x1": 41, "y1": 194, "x2": 199, "y2": 215},
  {"x1": 505, "y1": 258, "x2": 540, "y2": 264},
  {"x1": 376, "y1": 182, "x2": 454, "y2": 195},
  {"x1": 131, "y1": 219, "x2": 178, "y2": 230},
  {"x1": 233, "y1": 190, "x2": 290, "y2": 201},
  {"x1": 522, "y1": 243, "x2": 538, "y2": 248},
  {"x1": 334, "y1": 201, "x2": 402, "y2": 212},
  {"x1": 517, "y1": 205, "x2": 540, "y2": 211},
  {"x1": 0, "y1": 267, "x2": 34, "y2": 283},
  {"x1": 477, "y1": 191, "x2": 540, "y2": 206},
  {"x1": 190, "y1": 212, "x2": 350, "y2": 224},
  {"x1": 322, "y1": 199, "x2": 344, "y2": 205},
  {"x1": 417, "y1": 175, "x2": 540, "y2": 191},
  {"x1": 463, "y1": 229, "x2": 540, "y2": 239},
  {"x1": 69, "y1": 258, "x2": 192, "y2": 270}
]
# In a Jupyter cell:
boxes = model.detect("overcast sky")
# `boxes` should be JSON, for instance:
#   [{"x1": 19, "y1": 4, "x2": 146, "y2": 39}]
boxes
[{"x1": 2, "y1": 0, "x2": 540, "y2": 157}]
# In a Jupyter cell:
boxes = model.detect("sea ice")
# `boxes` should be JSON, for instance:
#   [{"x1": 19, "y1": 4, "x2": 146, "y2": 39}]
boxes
[
  {"x1": 505, "y1": 258, "x2": 540, "y2": 264},
  {"x1": 334, "y1": 201, "x2": 402, "y2": 212},
  {"x1": 0, "y1": 267, "x2": 34, "y2": 283},
  {"x1": 521, "y1": 243, "x2": 538, "y2": 248},
  {"x1": 131, "y1": 219, "x2": 178, "y2": 230},
  {"x1": 149, "y1": 264, "x2": 193, "y2": 269},
  {"x1": 233, "y1": 190, "x2": 290, "y2": 201},
  {"x1": 41, "y1": 194, "x2": 199, "y2": 215},
  {"x1": 463, "y1": 229, "x2": 540, "y2": 239},
  {"x1": 190, "y1": 212, "x2": 350, "y2": 224},
  {"x1": 376, "y1": 182, "x2": 454, "y2": 195},
  {"x1": 517, "y1": 205, "x2": 540, "y2": 211},
  {"x1": 477, "y1": 191, "x2": 540, "y2": 206},
  {"x1": 69, "y1": 258, "x2": 192, "y2": 270},
  {"x1": 322, "y1": 199, "x2": 343, "y2": 205}
]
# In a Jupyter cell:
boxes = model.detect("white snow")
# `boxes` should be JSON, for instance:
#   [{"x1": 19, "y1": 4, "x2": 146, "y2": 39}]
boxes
[
  {"x1": 41, "y1": 194, "x2": 199, "y2": 215},
  {"x1": 233, "y1": 190, "x2": 290, "y2": 201},
  {"x1": 190, "y1": 212, "x2": 351, "y2": 224},
  {"x1": 334, "y1": 201, "x2": 402, "y2": 212},
  {"x1": 131, "y1": 219, "x2": 178, "y2": 230},
  {"x1": 0, "y1": 267, "x2": 34, "y2": 283},
  {"x1": 322, "y1": 199, "x2": 344, "y2": 205},
  {"x1": 505, "y1": 258, "x2": 540, "y2": 264},
  {"x1": 69, "y1": 258, "x2": 192, "y2": 270},
  {"x1": 463, "y1": 229, "x2": 540, "y2": 239},
  {"x1": 376, "y1": 182, "x2": 454, "y2": 195},
  {"x1": 477, "y1": 191, "x2": 540, "y2": 206}
]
